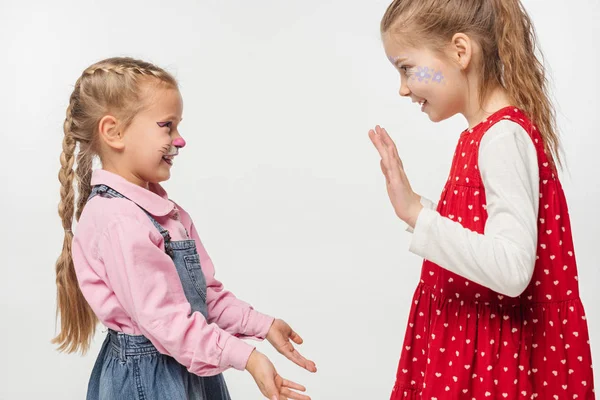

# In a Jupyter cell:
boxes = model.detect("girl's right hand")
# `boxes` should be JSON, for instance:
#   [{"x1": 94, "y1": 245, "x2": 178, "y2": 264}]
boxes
[
  {"x1": 368, "y1": 125, "x2": 423, "y2": 228},
  {"x1": 245, "y1": 350, "x2": 311, "y2": 400}
]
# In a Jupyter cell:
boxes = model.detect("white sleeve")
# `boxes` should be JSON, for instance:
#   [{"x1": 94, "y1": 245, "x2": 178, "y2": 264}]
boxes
[
  {"x1": 408, "y1": 120, "x2": 539, "y2": 297},
  {"x1": 405, "y1": 196, "x2": 437, "y2": 233}
]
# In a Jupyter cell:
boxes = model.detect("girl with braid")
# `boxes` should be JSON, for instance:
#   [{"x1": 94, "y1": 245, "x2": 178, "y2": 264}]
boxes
[
  {"x1": 369, "y1": 0, "x2": 595, "y2": 398},
  {"x1": 53, "y1": 57, "x2": 315, "y2": 400}
]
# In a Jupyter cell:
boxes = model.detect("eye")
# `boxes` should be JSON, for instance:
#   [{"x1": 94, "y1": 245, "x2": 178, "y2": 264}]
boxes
[{"x1": 157, "y1": 121, "x2": 172, "y2": 128}]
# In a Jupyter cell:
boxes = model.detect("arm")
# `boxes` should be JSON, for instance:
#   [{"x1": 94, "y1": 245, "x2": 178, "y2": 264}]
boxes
[
  {"x1": 189, "y1": 222, "x2": 274, "y2": 340},
  {"x1": 98, "y1": 215, "x2": 256, "y2": 376},
  {"x1": 409, "y1": 120, "x2": 539, "y2": 297}
]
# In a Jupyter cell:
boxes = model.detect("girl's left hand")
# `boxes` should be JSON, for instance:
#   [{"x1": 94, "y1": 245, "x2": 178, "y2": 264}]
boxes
[
  {"x1": 368, "y1": 125, "x2": 423, "y2": 228},
  {"x1": 266, "y1": 319, "x2": 317, "y2": 373}
]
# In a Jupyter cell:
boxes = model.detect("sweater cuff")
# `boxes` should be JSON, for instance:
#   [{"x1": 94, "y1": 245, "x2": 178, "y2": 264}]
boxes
[
  {"x1": 406, "y1": 196, "x2": 436, "y2": 233},
  {"x1": 409, "y1": 207, "x2": 437, "y2": 257},
  {"x1": 220, "y1": 335, "x2": 256, "y2": 371},
  {"x1": 246, "y1": 310, "x2": 275, "y2": 340}
]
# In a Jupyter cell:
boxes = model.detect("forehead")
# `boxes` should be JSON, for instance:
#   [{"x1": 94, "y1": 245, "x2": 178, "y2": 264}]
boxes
[
  {"x1": 382, "y1": 32, "x2": 437, "y2": 62},
  {"x1": 140, "y1": 82, "x2": 183, "y2": 115}
]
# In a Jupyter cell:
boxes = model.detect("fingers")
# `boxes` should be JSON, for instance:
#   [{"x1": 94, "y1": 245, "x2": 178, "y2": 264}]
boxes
[
  {"x1": 377, "y1": 127, "x2": 401, "y2": 168},
  {"x1": 289, "y1": 330, "x2": 303, "y2": 345},
  {"x1": 379, "y1": 127, "x2": 398, "y2": 153},
  {"x1": 280, "y1": 388, "x2": 311, "y2": 400},
  {"x1": 380, "y1": 127, "x2": 404, "y2": 169},
  {"x1": 281, "y1": 379, "x2": 306, "y2": 391},
  {"x1": 279, "y1": 378, "x2": 311, "y2": 400},
  {"x1": 278, "y1": 342, "x2": 317, "y2": 372},
  {"x1": 368, "y1": 128, "x2": 389, "y2": 164},
  {"x1": 370, "y1": 126, "x2": 406, "y2": 183},
  {"x1": 263, "y1": 379, "x2": 280, "y2": 400},
  {"x1": 370, "y1": 130, "x2": 393, "y2": 181},
  {"x1": 370, "y1": 126, "x2": 398, "y2": 168},
  {"x1": 290, "y1": 350, "x2": 317, "y2": 372}
]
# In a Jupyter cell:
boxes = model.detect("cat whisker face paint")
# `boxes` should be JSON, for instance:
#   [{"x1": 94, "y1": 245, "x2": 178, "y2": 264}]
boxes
[
  {"x1": 165, "y1": 146, "x2": 179, "y2": 157},
  {"x1": 165, "y1": 137, "x2": 186, "y2": 156},
  {"x1": 160, "y1": 144, "x2": 176, "y2": 166},
  {"x1": 161, "y1": 139, "x2": 186, "y2": 166}
]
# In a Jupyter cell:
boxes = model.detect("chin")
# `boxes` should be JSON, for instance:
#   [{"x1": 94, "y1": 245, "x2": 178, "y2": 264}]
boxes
[
  {"x1": 427, "y1": 111, "x2": 444, "y2": 123},
  {"x1": 427, "y1": 108, "x2": 455, "y2": 123},
  {"x1": 146, "y1": 172, "x2": 171, "y2": 184},
  {"x1": 156, "y1": 174, "x2": 171, "y2": 183}
]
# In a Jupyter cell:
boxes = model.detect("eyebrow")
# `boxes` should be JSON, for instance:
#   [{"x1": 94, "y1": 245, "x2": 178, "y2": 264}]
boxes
[
  {"x1": 159, "y1": 115, "x2": 183, "y2": 122},
  {"x1": 389, "y1": 56, "x2": 408, "y2": 66}
]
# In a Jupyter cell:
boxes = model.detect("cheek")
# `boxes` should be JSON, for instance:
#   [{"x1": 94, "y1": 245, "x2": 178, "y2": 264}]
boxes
[
  {"x1": 406, "y1": 66, "x2": 447, "y2": 94},
  {"x1": 407, "y1": 78, "x2": 429, "y2": 95}
]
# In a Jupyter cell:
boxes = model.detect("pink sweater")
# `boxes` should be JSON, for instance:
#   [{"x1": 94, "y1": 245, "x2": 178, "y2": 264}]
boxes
[{"x1": 72, "y1": 169, "x2": 274, "y2": 375}]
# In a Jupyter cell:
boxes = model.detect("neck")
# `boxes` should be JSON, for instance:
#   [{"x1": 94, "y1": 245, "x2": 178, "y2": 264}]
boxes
[
  {"x1": 101, "y1": 160, "x2": 149, "y2": 189},
  {"x1": 463, "y1": 84, "x2": 513, "y2": 129}
]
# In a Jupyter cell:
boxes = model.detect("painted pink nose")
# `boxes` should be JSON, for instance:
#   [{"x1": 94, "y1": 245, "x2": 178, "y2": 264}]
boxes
[{"x1": 173, "y1": 137, "x2": 186, "y2": 148}]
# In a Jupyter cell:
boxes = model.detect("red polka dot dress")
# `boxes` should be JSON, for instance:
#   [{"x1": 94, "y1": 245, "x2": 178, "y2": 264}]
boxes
[{"x1": 390, "y1": 107, "x2": 595, "y2": 399}]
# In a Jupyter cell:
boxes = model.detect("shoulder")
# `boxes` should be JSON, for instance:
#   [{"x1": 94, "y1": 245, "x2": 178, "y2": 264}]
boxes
[
  {"x1": 76, "y1": 196, "x2": 161, "y2": 242},
  {"x1": 481, "y1": 119, "x2": 531, "y2": 148},
  {"x1": 477, "y1": 119, "x2": 539, "y2": 182},
  {"x1": 478, "y1": 119, "x2": 537, "y2": 165}
]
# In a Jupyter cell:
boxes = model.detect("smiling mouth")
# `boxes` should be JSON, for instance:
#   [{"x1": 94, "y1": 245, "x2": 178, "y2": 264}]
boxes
[
  {"x1": 162, "y1": 156, "x2": 174, "y2": 166},
  {"x1": 162, "y1": 145, "x2": 179, "y2": 166}
]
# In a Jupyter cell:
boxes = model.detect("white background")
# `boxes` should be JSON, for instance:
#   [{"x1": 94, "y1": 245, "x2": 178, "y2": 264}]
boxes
[{"x1": 0, "y1": 0, "x2": 598, "y2": 399}]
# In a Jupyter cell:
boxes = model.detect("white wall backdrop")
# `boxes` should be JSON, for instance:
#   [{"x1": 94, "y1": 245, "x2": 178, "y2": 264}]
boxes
[{"x1": 0, "y1": 0, "x2": 598, "y2": 398}]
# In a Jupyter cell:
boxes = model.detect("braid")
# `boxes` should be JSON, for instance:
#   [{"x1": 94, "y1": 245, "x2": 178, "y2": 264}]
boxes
[
  {"x1": 53, "y1": 83, "x2": 97, "y2": 354},
  {"x1": 82, "y1": 57, "x2": 177, "y2": 84},
  {"x1": 75, "y1": 150, "x2": 93, "y2": 222},
  {"x1": 58, "y1": 98, "x2": 77, "y2": 232}
]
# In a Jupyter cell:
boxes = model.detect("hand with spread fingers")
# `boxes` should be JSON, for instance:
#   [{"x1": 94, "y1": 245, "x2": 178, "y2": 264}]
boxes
[
  {"x1": 245, "y1": 350, "x2": 311, "y2": 400},
  {"x1": 368, "y1": 125, "x2": 423, "y2": 228},
  {"x1": 266, "y1": 319, "x2": 317, "y2": 373}
]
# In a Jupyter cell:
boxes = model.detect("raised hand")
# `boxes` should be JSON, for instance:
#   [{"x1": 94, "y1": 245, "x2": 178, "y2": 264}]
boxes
[{"x1": 368, "y1": 125, "x2": 423, "y2": 227}]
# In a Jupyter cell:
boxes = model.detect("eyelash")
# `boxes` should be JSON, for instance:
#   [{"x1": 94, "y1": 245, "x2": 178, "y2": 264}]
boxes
[{"x1": 157, "y1": 121, "x2": 172, "y2": 129}]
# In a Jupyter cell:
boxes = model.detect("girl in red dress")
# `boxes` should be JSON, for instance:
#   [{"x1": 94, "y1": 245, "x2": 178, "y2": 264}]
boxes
[{"x1": 369, "y1": 0, "x2": 595, "y2": 398}]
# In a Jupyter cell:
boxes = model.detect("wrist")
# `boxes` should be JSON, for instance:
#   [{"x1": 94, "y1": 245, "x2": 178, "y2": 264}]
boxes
[
  {"x1": 265, "y1": 318, "x2": 278, "y2": 340},
  {"x1": 406, "y1": 196, "x2": 424, "y2": 228},
  {"x1": 245, "y1": 349, "x2": 258, "y2": 372}
]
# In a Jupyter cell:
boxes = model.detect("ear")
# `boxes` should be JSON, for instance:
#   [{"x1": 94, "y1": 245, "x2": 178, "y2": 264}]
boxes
[
  {"x1": 98, "y1": 115, "x2": 125, "y2": 151},
  {"x1": 450, "y1": 33, "x2": 473, "y2": 70}
]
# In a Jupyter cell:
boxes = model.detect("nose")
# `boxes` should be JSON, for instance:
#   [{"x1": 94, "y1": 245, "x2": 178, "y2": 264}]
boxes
[
  {"x1": 399, "y1": 76, "x2": 411, "y2": 97},
  {"x1": 172, "y1": 137, "x2": 186, "y2": 148}
]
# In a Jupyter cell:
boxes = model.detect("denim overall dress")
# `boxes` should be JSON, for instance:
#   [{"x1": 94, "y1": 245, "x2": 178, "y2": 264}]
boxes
[{"x1": 86, "y1": 184, "x2": 231, "y2": 400}]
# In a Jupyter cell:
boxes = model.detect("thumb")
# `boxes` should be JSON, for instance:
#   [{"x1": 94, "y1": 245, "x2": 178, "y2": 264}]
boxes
[{"x1": 290, "y1": 330, "x2": 303, "y2": 345}]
